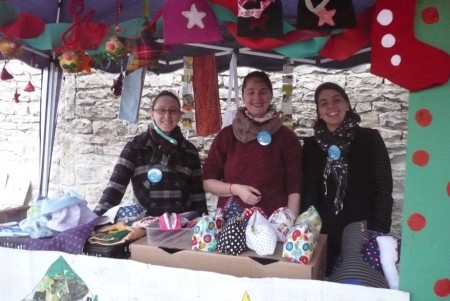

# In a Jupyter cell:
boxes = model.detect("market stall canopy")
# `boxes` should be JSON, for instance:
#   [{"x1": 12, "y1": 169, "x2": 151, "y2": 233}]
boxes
[{"x1": 1, "y1": 0, "x2": 376, "y2": 74}]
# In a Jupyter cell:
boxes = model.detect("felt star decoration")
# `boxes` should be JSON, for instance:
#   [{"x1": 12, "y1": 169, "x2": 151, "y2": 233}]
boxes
[
  {"x1": 249, "y1": 14, "x2": 270, "y2": 31},
  {"x1": 182, "y1": 4, "x2": 206, "y2": 29},
  {"x1": 317, "y1": 8, "x2": 336, "y2": 26}
]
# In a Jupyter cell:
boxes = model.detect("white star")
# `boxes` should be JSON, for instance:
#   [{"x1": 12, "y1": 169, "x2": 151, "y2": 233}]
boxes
[{"x1": 181, "y1": 4, "x2": 206, "y2": 29}]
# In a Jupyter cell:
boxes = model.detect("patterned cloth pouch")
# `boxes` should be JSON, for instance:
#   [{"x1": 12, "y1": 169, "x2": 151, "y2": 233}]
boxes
[
  {"x1": 210, "y1": 208, "x2": 224, "y2": 233},
  {"x1": 268, "y1": 207, "x2": 295, "y2": 242},
  {"x1": 245, "y1": 210, "x2": 277, "y2": 255},
  {"x1": 282, "y1": 222, "x2": 317, "y2": 264},
  {"x1": 294, "y1": 205, "x2": 322, "y2": 237},
  {"x1": 115, "y1": 204, "x2": 147, "y2": 223},
  {"x1": 217, "y1": 215, "x2": 248, "y2": 256},
  {"x1": 243, "y1": 206, "x2": 268, "y2": 221},
  {"x1": 192, "y1": 215, "x2": 218, "y2": 252},
  {"x1": 223, "y1": 197, "x2": 244, "y2": 222}
]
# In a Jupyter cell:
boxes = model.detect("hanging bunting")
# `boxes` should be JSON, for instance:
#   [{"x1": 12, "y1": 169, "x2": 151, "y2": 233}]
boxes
[
  {"x1": 181, "y1": 56, "x2": 194, "y2": 131},
  {"x1": 281, "y1": 57, "x2": 294, "y2": 129},
  {"x1": 193, "y1": 53, "x2": 221, "y2": 136}
]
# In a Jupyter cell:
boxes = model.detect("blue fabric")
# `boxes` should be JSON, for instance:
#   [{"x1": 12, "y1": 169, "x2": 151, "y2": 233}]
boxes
[{"x1": 118, "y1": 62, "x2": 145, "y2": 124}]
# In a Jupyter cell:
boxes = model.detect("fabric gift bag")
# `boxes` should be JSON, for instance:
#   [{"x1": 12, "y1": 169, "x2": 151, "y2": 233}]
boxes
[
  {"x1": 221, "y1": 52, "x2": 240, "y2": 129},
  {"x1": 237, "y1": 0, "x2": 284, "y2": 38},
  {"x1": 163, "y1": 0, "x2": 222, "y2": 45},
  {"x1": 217, "y1": 215, "x2": 248, "y2": 255},
  {"x1": 294, "y1": 205, "x2": 322, "y2": 237},
  {"x1": 282, "y1": 221, "x2": 317, "y2": 264},
  {"x1": 268, "y1": 207, "x2": 296, "y2": 242},
  {"x1": 245, "y1": 210, "x2": 277, "y2": 255},
  {"x1": 192, "y1": 214, "x2": 219, "y2": 252}
]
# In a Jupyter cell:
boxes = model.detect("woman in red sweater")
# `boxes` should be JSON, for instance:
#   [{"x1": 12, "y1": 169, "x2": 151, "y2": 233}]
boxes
[{"x1": 202, "y1": 71, "x2": 302, "y2": 217}]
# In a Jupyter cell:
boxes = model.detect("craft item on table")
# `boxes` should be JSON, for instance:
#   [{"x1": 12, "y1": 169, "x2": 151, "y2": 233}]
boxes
[
  {"x1": 210, "y1": 207, "x2": 224, "y2": 232},
  {"x1": 181, "y1": 56, "x2": 194, "y2": 130},
  {"x1": 245, "y1": 210, "x2": 277, "y2": 256},
  {"x1": 192, "y1": 214, "x2": 219, "y2": 252},
  {"x1": 281, "y1": 57, "x2": 294, "y2": 129},
  {"x1": 243, "y1": 206, "x2": 267, "y2": 221},
  {"x1": 237, "y1": 0, "x2": 283, "y2": 38},
  {"x1": 159, "y1": 212, "x2": 182, "y2": 230},
  {"x1": 217, "y1": 215, "x2": 248, "y2": 256},
  {"x1": 131, "y1": 215, "x2": 159, "y2": 228},
  {"x1": 294, "y1": 205, "x2": 322, "y2": 237},
  {"x1": 115, "y1": 203, "x2": 147, "y2": 223},
  {"x1": 222, "y1": 52, "x2": 240, "y2": 129},
  {"x1": 193, "y1": 52, "x2": 222, "y2": 136},
  {"x1": 118, "y1": 57, "x2": 146, "y2": 124},
  {"x1": 46, "y1": 201, "x2": 97, "y2": 233},
  {"x1": 268, "y1": 206, "x2": 296, "y2": 242},
  {"x1": 0, "y1": 222, "x2": 29, "y2": 237},
  {"x1": 163, "y1": 0, "x2": 222, "y2": 44},
  {"x1": 296, "y1": 0, "x2": 356, "y2": 29},
  {"x1": 25, "y1": 217, "x2": 100, "y2": 254},
  {"x1": 222, "y1": 197, "x2": 244, "y2": 222},
  {"x1": 282, "y1": 220, "x2": 317, "y2": 264},
  {"x1": 377, "y1": 235, "x2": 401, "y2": 289},
  {"x1": 88, "y1": 228, "x2": 131, "y2": 246},
  {"x1": 328, "y1": 220, "x2": 389, "y2": 288},
  {"x1": 19, "y1": 196, "x2": 55, "y2": 239},
  {"x1": 22, "y1": 256, "x2": 97, "y2": 301},
  {"x1": 370, "y1": 0, "x2": 450, "y2": 92}
]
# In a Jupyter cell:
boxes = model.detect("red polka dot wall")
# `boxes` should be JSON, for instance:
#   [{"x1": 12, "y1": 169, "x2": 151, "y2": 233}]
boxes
[{"x1": 397, "y1": 1, "x2": 450, "y2": 300}]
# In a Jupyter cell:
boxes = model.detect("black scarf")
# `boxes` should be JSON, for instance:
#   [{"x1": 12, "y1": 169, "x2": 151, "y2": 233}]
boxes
[{"x1": 314, "y1": 114, "x2": 359, "y2": 214}]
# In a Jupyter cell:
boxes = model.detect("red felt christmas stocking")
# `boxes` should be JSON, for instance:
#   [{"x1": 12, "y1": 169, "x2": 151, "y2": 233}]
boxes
[{"x1": 370, "y1": 0, "x2": 450, "y2": 92}]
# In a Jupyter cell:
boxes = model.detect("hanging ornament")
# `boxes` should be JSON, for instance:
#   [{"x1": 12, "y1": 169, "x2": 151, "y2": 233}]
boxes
[
  {"x1": 13, "y1": 89, "x2": 20, "y2": 103},
  {"x1": 0, "y1": 36, "x2": 22, "y2": 59},
  {"x1": 24, "y1": 80, "x2": 35, "y2": 92},
  {"x1": 59, "y1": 50, "x2": 93, "y2": 74},
  {"x1": 105, "y1": 36, "x2": 127, "y2": 61},
  {"x1": 1, "y1": 63, "x2": 14, "y2": 80},
  {"x1": 111, "y1": 72, "x2": 124, "y2": 96}
]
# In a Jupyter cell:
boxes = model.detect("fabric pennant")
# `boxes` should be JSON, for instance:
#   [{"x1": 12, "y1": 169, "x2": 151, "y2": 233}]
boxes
[
  {"x1": 193, "y1": 53, "x2": 221, "y2": 136},
  {"x1": 163, "y1": 0, "x2": 222, "y2": 45},
  {"x1": 296, "y1": 0, "x2": 357, "y2": 30}
]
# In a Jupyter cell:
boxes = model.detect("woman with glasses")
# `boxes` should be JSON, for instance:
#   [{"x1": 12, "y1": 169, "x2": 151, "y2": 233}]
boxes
[
  {"x1": 94, "y1": 90, "x2": 208, "y2": 225},
  {"x1": 202, "y1": 71, "x2": 302, "y2": 217}
]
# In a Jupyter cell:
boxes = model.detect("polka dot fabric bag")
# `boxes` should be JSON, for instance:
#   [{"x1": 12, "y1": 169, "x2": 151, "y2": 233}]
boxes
[
  {"x1": 217, "y1": 215, "x2": 248, "y2": 256},
  {"x1": 245, "y1": 210, "x2": 277, "y2": 256}
]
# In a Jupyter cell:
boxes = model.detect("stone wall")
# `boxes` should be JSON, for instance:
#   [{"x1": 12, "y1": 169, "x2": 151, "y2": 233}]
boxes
[{"x1": 0, "y1": 60, "x2": 408, "y2": 236}]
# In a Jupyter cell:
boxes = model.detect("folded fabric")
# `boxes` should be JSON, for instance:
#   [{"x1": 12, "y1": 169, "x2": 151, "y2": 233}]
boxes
[
  {"x1": 115, "y1": 203, "x2": 147, "y2": 223},
  {"x1": 88, "y1": 229, "x2": 131, "y2": 246},
  {"x1": 46, "y1": 201, "x2": 97, "y2": 232},
  {"x1": 40, "y1": 192, "x2": 85, "y2": 215},
  {"x1": 377, "y1": 235, "x2": 400, "y2": 289},
  {"x1": 159, "y1": 212, "x2": 182, "y2": 230}
]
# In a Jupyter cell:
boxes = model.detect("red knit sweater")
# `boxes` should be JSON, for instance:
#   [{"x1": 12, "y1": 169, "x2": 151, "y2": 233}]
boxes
[{"x1": 202, "y1": 125, "x2": 302, "y2": 215}]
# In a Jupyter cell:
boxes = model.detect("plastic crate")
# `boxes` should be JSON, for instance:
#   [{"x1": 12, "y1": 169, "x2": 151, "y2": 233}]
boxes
[{"x1": 0, "y1": 236, "x2": 130, "y2": 259}]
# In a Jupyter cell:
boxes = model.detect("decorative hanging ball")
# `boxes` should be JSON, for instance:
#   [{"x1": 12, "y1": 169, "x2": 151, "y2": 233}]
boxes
[
  {"x1": 59, "y1": 51, "x2": 83, "y2": 73},
  {"x1": 0, "y1": 36, "x2": 22, "y2": 59},
  {"x1": 105, "y1": 36, "x2": 126, "y2": 61}
]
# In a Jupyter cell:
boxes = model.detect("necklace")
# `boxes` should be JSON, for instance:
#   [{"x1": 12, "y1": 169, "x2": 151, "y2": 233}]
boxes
[{"x1": 150, "y1": 120, "x2": 178, "y2": 145}]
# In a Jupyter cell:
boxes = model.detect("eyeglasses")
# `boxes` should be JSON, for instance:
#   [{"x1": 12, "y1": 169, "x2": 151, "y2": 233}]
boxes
[{"x1": 153, "y1": 108, "x2": 181, "y2": 115}]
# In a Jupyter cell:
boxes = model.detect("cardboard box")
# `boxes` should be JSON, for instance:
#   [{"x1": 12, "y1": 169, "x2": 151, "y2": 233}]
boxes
[{"x1": 130, "y1": 228, "x2": 327, "y2": 280}]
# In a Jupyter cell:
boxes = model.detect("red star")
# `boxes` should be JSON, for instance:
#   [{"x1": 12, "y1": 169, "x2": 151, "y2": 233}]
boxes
[
  {"x1": 317, "y1": 8, "x2": 336, "y2": 27},
  {"x1": 249, "y1": 14, "x2": 270, "y2": 31}
]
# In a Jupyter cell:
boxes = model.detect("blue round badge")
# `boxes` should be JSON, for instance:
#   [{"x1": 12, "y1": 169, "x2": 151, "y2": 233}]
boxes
[
  {"x1": 328, "y1": 145, "x2": 341, "y2": 161},
  {"x1": 257, "y1": 130, "x2": 272, "y2": 146},
  {"x1": 147, "y1": 168, "x2": 163, "y2": 183}
]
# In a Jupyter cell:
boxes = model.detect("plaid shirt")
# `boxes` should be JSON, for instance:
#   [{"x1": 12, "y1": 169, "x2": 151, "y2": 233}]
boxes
[{"x1": 94, "y1": 126, "x2": 207, "y2": 217}]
